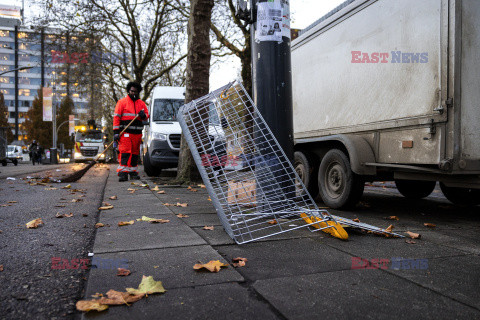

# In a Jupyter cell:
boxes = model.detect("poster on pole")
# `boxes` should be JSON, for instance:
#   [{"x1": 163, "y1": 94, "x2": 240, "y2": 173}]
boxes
[
  {"x1": 42, "y1": 87, "x2": 53, "y2": 122},
  {"x1": 69, "y1": 115, "x2": 75, "y2": 136},
  {"x1": 255, "y1": 0, "x2": 283, "y2": 42}
]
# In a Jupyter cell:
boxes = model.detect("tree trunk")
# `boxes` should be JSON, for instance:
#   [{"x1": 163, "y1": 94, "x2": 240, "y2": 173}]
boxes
[{"x1": 176, "y1": 0, "x2": 214, "y2": 184}]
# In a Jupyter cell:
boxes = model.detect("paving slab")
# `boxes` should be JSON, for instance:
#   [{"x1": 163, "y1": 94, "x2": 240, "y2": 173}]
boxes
[
  {"x1": 417, "y1": 229, "x2": 480, "y2": 256},
  {"x1": 84, "y1": 246, "x2": 244, "y2": 294},
  {"x1": 253, "y1": 270, "x2": 480, "y2": 319},
  {"x1": 167, "y1": 205, "x2": 217, "y2": 214},
  {"x1": 83, "y1": 283, "x2": 279, "y2": 320},
  {"x1": 97, "y1": 207, "x2": 171, "y2": 222},
  {"x1": 215, "y1": 238, "x2": 352, "y2": 280},
  {"x1": 321, "y1": 232, "x2": 463, "y2": 260},
  {"x1": 193, "y1": 226, "x2": 236, "y2": 246},
  {"x1": 180, "y1": 213, "x2": 222, "y2": 227},
  {"x1": 92, "y1": 217, "x2": 207, "y2": 253},
  {"x1": 387, "y1": 254, "x2": 480, "y2": 310}
]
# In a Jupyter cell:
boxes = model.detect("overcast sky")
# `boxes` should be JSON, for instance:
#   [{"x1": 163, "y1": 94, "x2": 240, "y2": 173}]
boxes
[{"x1": 1, "y1": 0, "x2": 347, "y2": 89}]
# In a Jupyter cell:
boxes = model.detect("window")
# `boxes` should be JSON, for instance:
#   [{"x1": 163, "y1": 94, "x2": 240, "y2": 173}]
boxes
[
  {"x1": 152, "y1": 99, "x2": 184, "y2": 121},
  {"x1": 0, "y1": 54, "x2": 10, "y2": 61},
  {"x1": 0, "y1": 65, "x2": 9, "y2": 72},
  {"x1": 0, "y1": 42, "x2": 13, "y2": 49},
  {"x1": 0, "y1": 77, "x2": 8, "y2": 83},
  {"x1": 18, "y1": 32, "x2": 28, "y2": 39},
  {"x1": 19, "y1": 77, "x2": 30, "y2": 85},
  {"x1": 0, "y1": 89, "x2": 11, "y2": 95},
  {"x1": 0, "y1": 30, "x2": 9, "y2": 37},
  {"x1": 19, "y1": 89, "x2": 30, "y2": 96},
  {"x1": 19, "y1": 54, "x2": 30, "y2": 62}
]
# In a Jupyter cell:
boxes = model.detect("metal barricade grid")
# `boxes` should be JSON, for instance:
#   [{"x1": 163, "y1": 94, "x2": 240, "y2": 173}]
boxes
[{"x1": 178, "y1": 81, "x2": 336, "y2": 244}]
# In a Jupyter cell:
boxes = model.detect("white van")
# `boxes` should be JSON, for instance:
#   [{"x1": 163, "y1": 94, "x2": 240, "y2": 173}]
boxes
[{"x1": 143, "y1": 86, "x2": 185, "y2": 176}]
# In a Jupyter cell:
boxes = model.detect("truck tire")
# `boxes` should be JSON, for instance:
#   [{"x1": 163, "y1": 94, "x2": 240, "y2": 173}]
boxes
[
  {"x1": 294, "y1": 151, "x2": 319, "y2": 198},
  {"x1": 440, "y1": 183, "x2": 480, "y2": 206},
  {"x1": 143, "y1": 151, "x2": 161, "y2": 177},
  {"x1": 318, "y1": 149, "x2": 364, "y2": 209},
  {"x1": 395, "y1": 180, "x2": 436, "y2": 199}
]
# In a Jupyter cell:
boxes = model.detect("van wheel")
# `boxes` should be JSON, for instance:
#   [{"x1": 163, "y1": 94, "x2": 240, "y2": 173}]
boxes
[
  {"x1": 294, "y1": 151, "x2": 319, "y2": 198},
  {"x1": 143, "y1": 151, "x2": 161, "y2": 177},
  {"x1": 318, "y1": 149, "x2": 364, "y2": 209},
  {"x1": 13, "y1": 159, "x2": 18, "y2": 166},
  {"x1": 440, "y1": 183, "x2": 480, "y2": 206},
  {"x1": 395, "y1": 180, "x2": 436, "y2": 199}
]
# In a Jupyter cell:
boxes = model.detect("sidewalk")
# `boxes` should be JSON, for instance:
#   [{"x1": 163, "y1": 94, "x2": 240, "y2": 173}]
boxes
[{"x1": 81, "y1": 165, "x2": 480, "y2": 319}]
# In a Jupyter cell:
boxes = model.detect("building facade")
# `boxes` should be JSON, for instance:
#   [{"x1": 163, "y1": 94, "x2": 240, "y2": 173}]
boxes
[{"x1": 0, "y1": 26, "x2": 91, "y2": 142}]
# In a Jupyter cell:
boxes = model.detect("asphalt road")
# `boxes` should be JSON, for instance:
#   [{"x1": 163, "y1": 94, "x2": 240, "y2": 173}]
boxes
[{"x1": 0, "y1": 163, "x2": 109, "y2": 319}]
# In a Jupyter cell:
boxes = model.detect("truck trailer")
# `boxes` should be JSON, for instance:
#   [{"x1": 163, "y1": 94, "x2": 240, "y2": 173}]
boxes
[{"x1": 291, "y1": 0, "x2": 480, "y2": 208}]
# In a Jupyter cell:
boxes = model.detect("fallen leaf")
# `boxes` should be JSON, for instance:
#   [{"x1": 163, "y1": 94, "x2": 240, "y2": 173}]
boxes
[
  {"x1": 45, "y1": 187, "x2": 57, "y2": 190},
  {"x1": 352, "y1": 218, "x2": 361, "y2": 223},
  {"x1": 207, "y1": 197, "x2": 211, "y2": 201},
  {"x1": 97, "y1": 289, "x2": 145, "y2": 305},
  {"x1": 7, "y1": 201, "x2": 17, "y2": 204},
  {"x1": 76, "y1": 300, "x2": 109, "y2": 312},
  {"x1": 99, "y1": 206, "x2": 114, "y2": 210},
  {"x1": 72, "y1": 199, "x2": 83, "y2": 203},
  {"x1": 0, "y1": 265, "x2": 3, "y2": 271},
  {"x1": 187, "y1": 186, "x2": 198, "y2": 192},
  {"x1": 82, "y1": 213, "x2": 89, "y2": 217},
  {"x1": 176, "y1": 214, "x2": 189, "y2": 218},
  {"x1": 406, "y1": 231, "x2": 421, "y2": 239},
  {"x1": 203, "y1": 226, "x2": 214, "y2": 230},
  {"x1": 91, "y1": 293, "x2": 103, "y2": 298},
  {"x1": 268, "y1": 219, "x2": 277, "y2": 225},
  {"x1": 117, "y1": 268, "x2": 131, "y2": 276},
  {"x1": 193, "y1": 260, "x2": 228, "y2": 273},
  {"x1": 26, "y1": 218, "x2": 43, "y2": 229},
  {"x1": 176, "y1": 202, "x2": 188, "y2": 207},
  {"x1": 232, "y1": 257, "x2": 247, "y2": 268},
  {"x1": 198, "y1": 184, "x2": 206, "y2": 188},
  {"x1": 95, "y1": 223, "x2": 105, "y2": 228},
  {"x1": 405, "y1": 239, "x2": 416, "y2": 244},
  {"x1": 385, "y1": 225, "x2": 394, "y2": 233},
  {"x1": 424, "y1": 223, "x2": 436, "y2": 228},
  {"x1": 384, "y1": 216, "x2": 399, "y2": 221},
  {"x1": 149, "y1": 219, "x2": 170, "y2": 224},
  {"x1": 151, "y1": 186, "x2": 160, "y2": 191},
  {"x1": 163, "y1": 203, "x2": 174, "y2": 206},
  {"x1": 103, "y1": 202, "x2": 112, "y2": 206},
  {"x1": 157, "y1": 190, "x2": 165, "y2": 194},
  {"x1": 118, "y1": 220, "x2": 135, "y2": 226},
  {"x1": 126, "y1": 275, "x2": 166, "y2": 295},
  {"x1": 109, "y1": 196, "x2": 118, "y2": 200},
  {"x1": 127, "y1": 188, "x2": 136, "y2": 191},
  {"x1": 136, "y1": 216, "x2": 155, "y2": 222},
  {"x1": 62, "y1": 184, "x2": 72, "y2": 189},
  {"x1": 55, "y1": 204, "x2": 66, "y2": 208}
]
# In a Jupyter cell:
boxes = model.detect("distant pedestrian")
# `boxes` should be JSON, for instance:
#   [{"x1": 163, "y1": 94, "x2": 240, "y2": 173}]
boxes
[
  {"x1": 29, "y1": 140, "x2": 38, "y2": 165},
  {"x1": 36, "y1": 145, "x2": 44, "y2": 164}
]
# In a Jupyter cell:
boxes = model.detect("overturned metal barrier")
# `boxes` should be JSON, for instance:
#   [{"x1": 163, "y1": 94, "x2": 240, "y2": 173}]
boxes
[{"x1": 178, "y1": 81, "x2": 402, "y2": 244}]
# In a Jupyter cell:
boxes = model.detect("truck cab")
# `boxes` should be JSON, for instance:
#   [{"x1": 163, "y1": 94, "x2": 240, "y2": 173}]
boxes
[
  {"x1": 142, "y1": 86, "x2": 185, "y2": 176},
  {"x1": 73, "y1": 126, "x2": 106, "y2": 163}
]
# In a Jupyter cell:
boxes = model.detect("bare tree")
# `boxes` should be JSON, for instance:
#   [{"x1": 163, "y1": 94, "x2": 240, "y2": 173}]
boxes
[{"x1": 176, "y1": 0, "x2": 215, "y2": 183}]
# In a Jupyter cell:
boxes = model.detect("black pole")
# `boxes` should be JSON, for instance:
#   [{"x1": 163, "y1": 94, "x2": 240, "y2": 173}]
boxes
[
  {"x1": 41, "y1": 28, "x2": 45, "y2": 88},
  {"x1": 250, "y1": 0, "x2": 294, "y2": 164},
  {"x1": 14, "y1": 26, "x2": 19, "y2": 140},
  {"x1": 250, "y1": 0, "x2": 294, "y2": 201}
]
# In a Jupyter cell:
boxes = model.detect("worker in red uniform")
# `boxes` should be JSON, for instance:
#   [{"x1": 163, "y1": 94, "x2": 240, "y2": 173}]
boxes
[{"x1": 113, "y1": 82, "x2": 149, "y2": 181}]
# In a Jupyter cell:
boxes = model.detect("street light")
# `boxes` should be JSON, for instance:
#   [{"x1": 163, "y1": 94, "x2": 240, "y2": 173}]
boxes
[{"x1": 0, "y1": 66, "x2": 33, "y2": 77}]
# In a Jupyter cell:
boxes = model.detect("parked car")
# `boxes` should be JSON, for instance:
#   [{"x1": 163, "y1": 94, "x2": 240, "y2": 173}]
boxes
[{"x1": 6, "y1": 145, "x2": 22, "y2": 166}]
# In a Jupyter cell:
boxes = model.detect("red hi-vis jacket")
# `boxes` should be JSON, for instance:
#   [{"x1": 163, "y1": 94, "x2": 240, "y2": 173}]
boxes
[{"x1": 113, "y1": 96, "x2": 149, "y2": 135}]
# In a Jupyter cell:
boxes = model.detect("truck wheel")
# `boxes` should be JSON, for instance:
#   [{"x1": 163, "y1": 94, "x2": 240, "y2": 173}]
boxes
[
  {"x1": 395, "y1": 180, "x2": 436, "y2": 199},
  {"x1": 13, "y1": 159, "x2": 18, "y2": 166},
  {"x1": 143, "y1": 151, "x2": 161, "y2": 177},
  {"x1": 294, "y1": 151, "x2": 319, "y2": 198},
  {"x1": 440, "y1": 183, "x2": 480, "y2": 206},
  {"x1": 318, "y1": 149, "x2": 364, "y2": 209}
]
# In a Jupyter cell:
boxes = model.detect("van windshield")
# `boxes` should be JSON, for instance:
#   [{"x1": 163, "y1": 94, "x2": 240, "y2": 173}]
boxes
[
  {"x1": 152, "y1": 99, "x2": 184, "y2": 122},
  {"x1": 76, "y1": 131, "x2": 103, "y2": 143}
]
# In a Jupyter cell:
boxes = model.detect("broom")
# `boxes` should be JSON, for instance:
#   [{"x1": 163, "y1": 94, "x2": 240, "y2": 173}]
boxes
[{"x1": 60, "y1": 115, "x2": 139, "y2": 183}]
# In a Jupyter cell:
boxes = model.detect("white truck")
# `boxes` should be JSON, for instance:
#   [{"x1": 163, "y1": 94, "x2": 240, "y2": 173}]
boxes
[
  {"x1": 292, "y1": 0, "x2": 480, "y2": 208},
  {"x1": 142, "y1": 86, "x2": 185, "y2": 176},
  {"x1": 73, "y1": 126, "x2": 106, "y2": 163}
]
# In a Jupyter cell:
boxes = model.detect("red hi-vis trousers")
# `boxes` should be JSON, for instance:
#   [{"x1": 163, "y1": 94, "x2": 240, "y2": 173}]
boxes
[{"x1": 117, "y1": 133, "x2": 142, "y2": 174}]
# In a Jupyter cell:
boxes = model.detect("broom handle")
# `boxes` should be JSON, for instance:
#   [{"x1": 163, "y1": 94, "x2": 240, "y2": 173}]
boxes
[{"x1": 94, "y1": 115, "x2": 139, "y2": 162}]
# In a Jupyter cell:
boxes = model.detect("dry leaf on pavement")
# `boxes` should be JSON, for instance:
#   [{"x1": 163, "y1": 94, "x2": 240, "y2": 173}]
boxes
[
  {"x1": 268, "y1": 219, "x2": 277, "y2": 225},
  {"x1": 26, "y1": 218, "x2": 43, "y2": 229},
  {"x1": 72, "y1": 199, "x2": 83, "y2": 202},
  {"x1": 0, "y1": 265, "x2": 3, "y2": 272},
  {"x1": 203, "y1": 226, "x2": 214, "y2": 230},
  {"x1": 97, "y1": 289, "x2": 144, "y2": 305},
  {"x1": 118, "y1": 220, "x2": 135, "y2": 226},
  {"x1": 157, "y1": 190, "x2": 165, "y2": 194},
  {"x1": 232, "y1": 257, "x2": 247, "y2": 268},
  {"x1": 149, "y1": 219, "x2": 170, "y2": 224},
  {"x1": 405, "y1": 239, "x2": 416, "y2": 244},
  {"x1": 176, "y1": 214, "x2": 189, "y2": 218},
  {"x1": 99, "y1": 205, "x2": 114, "y2": 210},
  {"x1": 384, "y1": 216, "x2": 399, "y2": 221},
  {"x1": 109, "y1": 196, "x2": 117, "y2": 200},
  {"x1": 117, "y1": 268, "x2": 131, "y2": 276},
  {"x1": 424, "y1": 223, "x2": 436, "y2": 228},
  {"x1": 207, "y1": 197, "x2": 211, "y2": 201},
  {"x1": 126, "y1": 275, "x2": 166, "y2": 295},
  {"x1": 198, "y1": 184, "x2": 206, "y2": 188},
  {"x1": 353, "y1": 218, "x2": 361, "y2": 223},
  {"x1": 406, "y1": 231, "x2": 421, "y2": 239},
  {"x1": 62, "y1": 184, "x2": 72, "y2": 189},
  {"x1": 163, "y1": 203, "x2": 174, "y2": 206},
  {"x1": 176, "y1": 202, "x2": 188, "y2": 207},
  {"x1": 7, "y1": 201, "x2": 17, "y2": 204},
  {"x1": 193, "y1": 260, "x2": 228, "y2": 273},
  {"x1": 75, "y1": 300, "x2": 109, "y2": 312},
  {"x1": 95, "y1": 223, "x2": 105, "y2": 228},
  {"x1": 151, "y1": 186, "x2": 160, "y2": 191}
]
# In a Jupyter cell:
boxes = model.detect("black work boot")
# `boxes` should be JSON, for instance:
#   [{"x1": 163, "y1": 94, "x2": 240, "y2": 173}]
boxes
[
  {"x1": 129, "y1": 172, "x2": 140, "y2": 180},
  {"x1": 118, "y1": 172, "x2": 128, "y2": 182}
]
